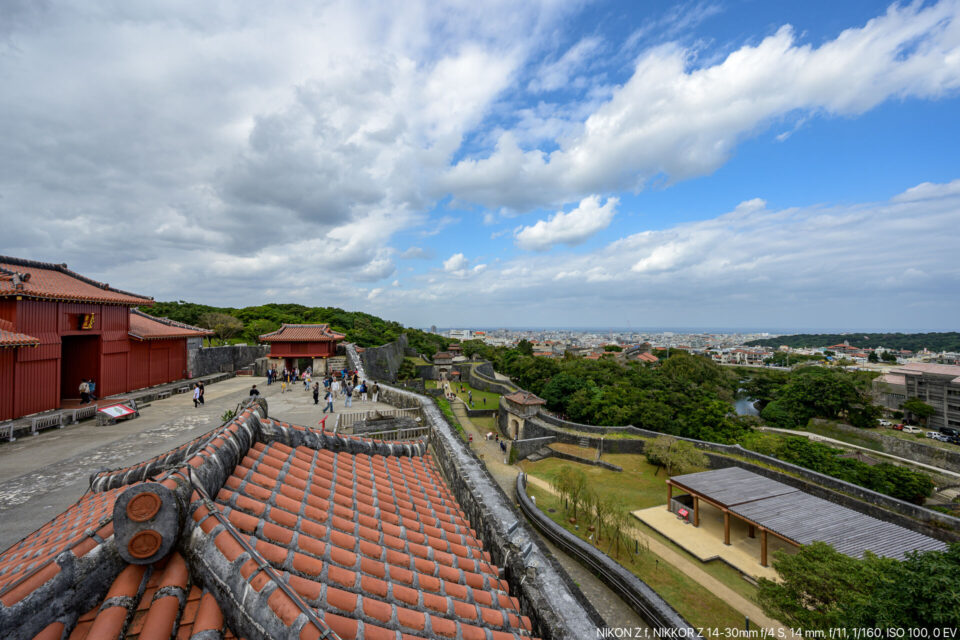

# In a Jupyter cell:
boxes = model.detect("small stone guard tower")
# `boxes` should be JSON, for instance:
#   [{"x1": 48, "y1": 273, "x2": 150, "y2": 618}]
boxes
[{"x1": 502, "y1": 390, "x2": 545, "y2": 439}]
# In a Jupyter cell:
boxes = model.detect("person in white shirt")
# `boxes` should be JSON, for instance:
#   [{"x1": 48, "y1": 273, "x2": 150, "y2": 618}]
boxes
[{"x1": 192, "y1": 384, "x2": 201, "y2": 408}]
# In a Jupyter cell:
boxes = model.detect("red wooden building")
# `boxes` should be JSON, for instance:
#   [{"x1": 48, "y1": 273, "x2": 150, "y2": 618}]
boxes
[
  {"x1": 0, "y1": 256, "x2": 211, "y2": 421},
  {"x1": 259, "y1": 323, "x2": 345, "y2": 374}
]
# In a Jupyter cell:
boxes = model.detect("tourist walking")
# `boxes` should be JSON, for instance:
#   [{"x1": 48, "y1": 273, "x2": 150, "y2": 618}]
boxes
[
  {"x1": 249, "y1": 384, "x2": 260, "y2": 397},
  {"x1": 192, "y1": 384, "x2": 200, "y2": 408},
  {"x1": 323, "y1": 389, "x2": 334, "y2": 413},
  {"x1": 345, "y1": 383, "x2": 353, "y2": 408},
  {"x1": 79, "y1": 379, "x2": 90, "y2": 405},
  {"x1": 312, "y1": 382, "x2": 320, "y2": 405},
  {"x1": 332, "y1": 377, "x2": 341, "y2": 399},
  {"x1": 198, "y1": 381, "x2": 205, "y2": 405},
  {"x1": 371, "y1": 382, "x2": 380, "y2": 403},
  {"x1": 352, "y1": 372, "x2": 358, "y2": 387},
  {"x1": 360, "y1": 381, "x2": 368, "y2": 402},
  {"x1": 266, "y1": 368, "x2": 273, "y2": 385},
  {"x1": 88, "y1": 379, "x2": 97, "y2": 401}
]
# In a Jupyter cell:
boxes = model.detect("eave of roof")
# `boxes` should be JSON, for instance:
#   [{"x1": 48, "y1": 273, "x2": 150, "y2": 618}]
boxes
[
  {"x1": 128, "y1": 308, "x2": 213, "y2": 341},
  {"x1": 0, "y1": 256, "x2": 153, "y2": 306}
]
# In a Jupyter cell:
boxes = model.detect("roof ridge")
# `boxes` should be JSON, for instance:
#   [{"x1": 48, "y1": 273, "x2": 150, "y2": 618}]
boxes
[{"x1": 0, "y1": 255, "x2": 153, "y2": 302}]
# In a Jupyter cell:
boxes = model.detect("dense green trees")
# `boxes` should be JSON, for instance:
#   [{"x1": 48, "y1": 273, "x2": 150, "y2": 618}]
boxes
[
  {"x1": 746, "y1": 332, "x2": 960, "y2": 352},
  {"x1": 142, "y1": 301, "x2": 448, "y2": 354},
  {"x1": 739, "y1": 433, "x2": 934, "y2": 503},
  {"x1": 644, "y1": 436, "x2": 708, "y2": 475},
  {"x1": 758, "y1": 366, "x2": 880, "y2": 429},
  {"x1": 903, "y1": 398, "x2": 936, "y2": 425},
  {"x1": 758, "y1": 542, "x2": 960, "y2": 630}
]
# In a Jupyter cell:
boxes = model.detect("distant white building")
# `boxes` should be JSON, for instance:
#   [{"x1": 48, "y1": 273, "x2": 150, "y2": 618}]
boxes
[{"x1": 448, "y1": 329, "x2": 472, "y2": 340}]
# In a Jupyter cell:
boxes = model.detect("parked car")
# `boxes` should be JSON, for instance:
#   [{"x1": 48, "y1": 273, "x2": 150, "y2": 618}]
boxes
[
  {"x1": 926, "y1": 431, "x2": 940, "y2": 439},
  {"x1": 935, "y1": 433, "x2": 952, "y2": 442},
  {"x1": 902, "y1": 425, "x2": 922, "y2": 434},
  {"x1": 949, "y1": 435, "x2": 960, "y2": 446},
  {"x1": 940, "y1": 427, "x2": 960, "y2": 437},
  {"x1": 892, "y1": 423, "x2": 905, "y2": 430},
  {"x1": 879, "y1": 419, "x2": 893, "y2": 426}
]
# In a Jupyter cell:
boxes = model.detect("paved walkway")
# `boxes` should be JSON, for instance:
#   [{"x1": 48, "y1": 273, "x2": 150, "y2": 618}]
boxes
[
  {"x1": 524, "y1": 475, "x2": 785, "y2": 632},
  {"x1": 448, "y1": 396, "x2": 647, "y2": 630},
  {"x1": 632, "y1": 506, "x2": 784, "y2": 581}
]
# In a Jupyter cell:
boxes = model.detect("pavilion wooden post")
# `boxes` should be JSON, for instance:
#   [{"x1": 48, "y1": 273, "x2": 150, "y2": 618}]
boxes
[
  {"x1": 666, "y1": 482, "x2": 672, "y2": 509},
  {"x1": 693, "y1": 496, "x2": 700, "y2": 527},
  {"x1": 723, "y1": 510, "x2": 731, "y2": 545},
  {"x1": 761, "y1": 529, "x2": 768, "y2": 567}
]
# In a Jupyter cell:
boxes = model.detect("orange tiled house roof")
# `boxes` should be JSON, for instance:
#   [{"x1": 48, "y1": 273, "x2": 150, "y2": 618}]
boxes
[
  {"x1": 128, "y1": 308, "x2": 213, "y2": 341},
  {"x1": 259, "y1": 324, "x2": 346, "y2": 343},
  {"x1": 0, "y1": 256, "x2": 153, "y2": 305},
  {"x1": 0, "y1": 318, "x2": 40, "y2": 348},
  {"x1": 0, "y1": 402, "x2": 545, "y2": 640}
]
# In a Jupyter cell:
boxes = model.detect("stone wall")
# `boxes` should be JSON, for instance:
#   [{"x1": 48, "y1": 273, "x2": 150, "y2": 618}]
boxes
[
  {"x1": 360, "y1": 334, "x2": 409, "y2": 382},
  {"x1": 465, "y1": 362, "x2": 520, "y2": 395},
  {"x1": 510, "y1": 436, "x2": 557, "y2": 461},
  {"x1": 188, "y1": 345, "x2": 269, "y2": 377},
  {"x1": 821, "y1": 422, "x2": 960, "y2": 474}
]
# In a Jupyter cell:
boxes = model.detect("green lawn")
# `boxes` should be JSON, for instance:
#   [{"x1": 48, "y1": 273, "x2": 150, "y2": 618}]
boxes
[
  {"x1": 525, "y1": 484, "x2": 746, "y2": 630},
  {"x1": 520, "y1": 452, "x2": 683, "y2": 511},
  {"x1": 405, "y1": 356, "x2": 431, "y2": 366},
  {"x1": 448, "y1": 380, "x2": 501, "y2": 409},
  {"x1": 470, "y1": 415, "x2": 497, "y2": 432}
]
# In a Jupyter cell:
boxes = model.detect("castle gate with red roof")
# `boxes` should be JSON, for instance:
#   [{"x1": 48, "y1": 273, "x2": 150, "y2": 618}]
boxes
[
  {"x1": 259, "y1": 324, "x2": 346, "y2": 375},
  {"x1": 0, "y1": 257, "x2": 211, "y2": 421}
]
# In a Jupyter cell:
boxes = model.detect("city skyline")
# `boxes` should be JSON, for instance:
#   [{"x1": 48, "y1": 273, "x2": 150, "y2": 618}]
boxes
[{"x1": 2, "y1": 1, "x2": 959, "y2": 330}]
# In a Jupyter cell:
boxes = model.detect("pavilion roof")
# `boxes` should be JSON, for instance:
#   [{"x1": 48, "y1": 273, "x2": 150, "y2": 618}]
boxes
[
  {"x1": 0, "y1": 256, "x2": 153, "y2": 306},
  {"x1": 258, "y1": 323, "x2": 345, "y2": 343},
  {"x1": 503, "y1": 391, "x2": 545, "y2": 406}
]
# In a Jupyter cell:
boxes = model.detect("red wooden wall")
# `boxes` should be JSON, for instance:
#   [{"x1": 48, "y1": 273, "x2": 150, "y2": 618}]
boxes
[
  {"x1": 0, "y1": 299, "x2": 191, "y2": 421},
  {"x1": 269, "y1": 341, "x2": 336, "y2": 357}
]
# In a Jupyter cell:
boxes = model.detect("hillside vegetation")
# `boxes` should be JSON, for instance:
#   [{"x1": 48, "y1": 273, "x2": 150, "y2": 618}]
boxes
[
  {"x1": 745, "y1": 332, "x2": 960, "y2": 352},
  {"x1": 141, "y1": 301, "x2": 448, "y2": 355}
]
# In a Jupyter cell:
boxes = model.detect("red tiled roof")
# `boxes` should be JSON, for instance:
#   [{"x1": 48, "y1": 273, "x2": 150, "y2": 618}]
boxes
[
  {"x1": 258, "y1": 324, "x2": 345, "y2": 342},
  {"x1": 0, "y1": 256, "x2": 153, "y2": 306},
  {"x1": 503, "y1": 391, "x2": 545, "y2": 406},
  {"x1": 128, "y1": 308, "x2": 213, "y2": 341},
  {"x1": 1, "y1": 407, "x2": 540, "y2": 640},
  {"x1": 0, "y1": 318, "x2": 39, "y2": 348}
]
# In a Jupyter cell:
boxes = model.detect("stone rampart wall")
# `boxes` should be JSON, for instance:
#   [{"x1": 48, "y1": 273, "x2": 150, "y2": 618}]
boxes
[{"x1": 189, "y1": 345, "x2": 269, "y2": 377}]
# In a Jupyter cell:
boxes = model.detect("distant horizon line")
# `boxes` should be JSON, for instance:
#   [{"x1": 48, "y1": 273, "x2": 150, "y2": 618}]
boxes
[{"x1": 423, "y1": 327, "x2": 959, "y2": 335}]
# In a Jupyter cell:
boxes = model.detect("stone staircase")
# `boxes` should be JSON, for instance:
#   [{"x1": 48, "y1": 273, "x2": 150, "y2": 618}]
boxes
[
  {"x1": 577, "y1": 437, "x2": 590, "y2": 448},
  {"x1": 526, "y1": 446, "x2": 554, "y2": 462}
]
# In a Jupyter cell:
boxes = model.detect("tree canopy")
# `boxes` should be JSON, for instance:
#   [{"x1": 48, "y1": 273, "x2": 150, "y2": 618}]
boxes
[
  {"x1": 142, "y1": 301, "x2": 449, "y2": 354},
  {"x1": 746, "y1": 332, "x2": 960, "y2": 353},
  {"x1": 758, "y1": 541, "x2": 960, "y2": 630}
]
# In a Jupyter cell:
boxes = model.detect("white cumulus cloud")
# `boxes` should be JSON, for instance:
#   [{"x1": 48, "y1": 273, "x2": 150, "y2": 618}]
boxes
[
  {"x1": 515, "y1": 196, "x2": 619, "y2": 250},
  {"x1": 444, "y1": 1, "x2": 960, "y2": 210}
]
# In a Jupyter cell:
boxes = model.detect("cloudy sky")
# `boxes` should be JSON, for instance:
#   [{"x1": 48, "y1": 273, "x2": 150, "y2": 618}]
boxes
[{"x1": 3, "y1": 0, "x2": 960, "y2": 331}]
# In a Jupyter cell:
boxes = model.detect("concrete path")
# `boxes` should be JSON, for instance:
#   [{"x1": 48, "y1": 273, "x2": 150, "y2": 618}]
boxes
[
  {"x1": 0, "y1": 376, "x2": 394, "y2": 551},
  {"x1": 448, "y1": 398, "x2": 647, "y2": 630},
  {"x1": 524, "y1": 475, "x2": 786, "y2": 632}
]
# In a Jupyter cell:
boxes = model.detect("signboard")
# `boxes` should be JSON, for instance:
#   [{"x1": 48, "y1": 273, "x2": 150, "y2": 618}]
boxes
[
  {"x1": 98, "y1": 403, "x2": 136, "y2": 419},
  {"x1": 677, "y1": 508, "x2": 689, "y2": 518},
  {"x1": 80, "y1": 313, "x2": 96, "y2": 330}
]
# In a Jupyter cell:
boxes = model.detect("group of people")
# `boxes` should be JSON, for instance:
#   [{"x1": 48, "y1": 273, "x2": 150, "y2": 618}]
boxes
[
  {"x1": 191, "y1": 381, "x2": 206, "y2": 408},
  {"x1": 315, "y1": 375, "x2": 379, "y2": 414},
  {"x1": 78, "y1": 378, "x2": 97, "y2": 405},
  {"x1": 267, "y1": 366, "x2": 315, "y2": 393}
]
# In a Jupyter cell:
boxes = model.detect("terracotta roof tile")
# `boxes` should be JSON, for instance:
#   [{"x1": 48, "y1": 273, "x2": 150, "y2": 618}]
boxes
[
  {"x1": 128, "y1": 309, "x2": 213, "y2": 341},
  {"x1": 503, "y1": 390, "x2": 546, "y2": 406},
  {"x1": 0, "y1": 256, "x2": 152, "y2": 305},
  {"x1": 0, "y1": 318, "x2": 40, "y2": 348},
  {"x1": 5, "y1": 402, "x2": 541, "y2": 640},
  {"x1": 259, "y1": 324, "x2": 346, "y2": 342}
]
